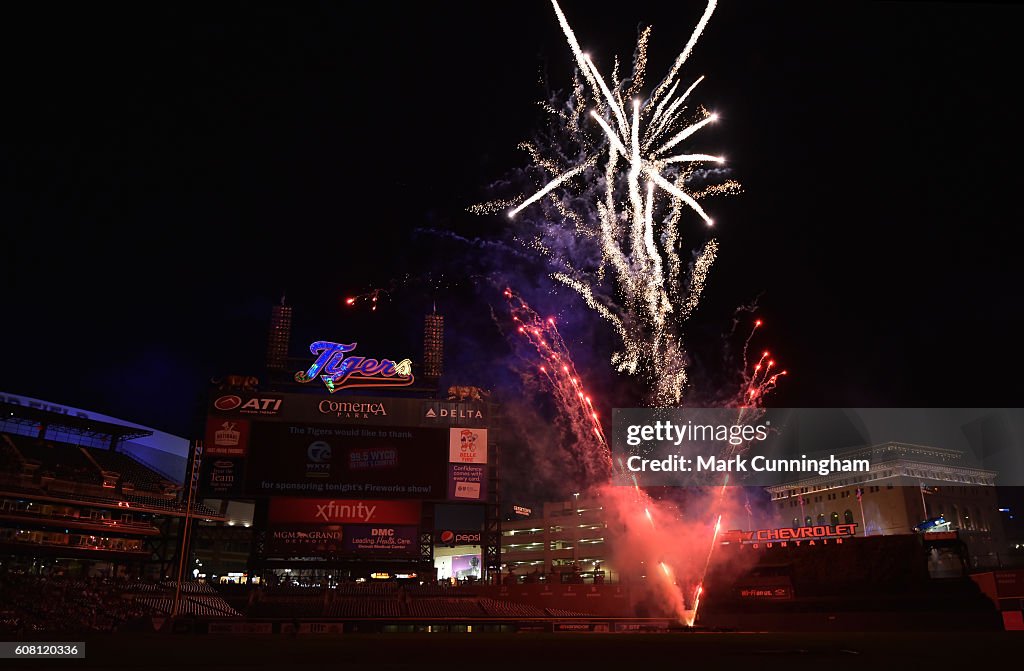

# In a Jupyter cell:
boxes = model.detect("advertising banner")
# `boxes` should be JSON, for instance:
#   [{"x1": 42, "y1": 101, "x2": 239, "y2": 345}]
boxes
[
  {"x1": 447, "y1": 463, "x2": 487, "y2": 501},
  {"x1": 265, "y1": 525, "x2": 344, "y2": 556},
  {"x1": 208, "y1": 392, "x2": 488, "y2": 428},
  {"x1": 268, "y1": 498, "x2": 422, "y2": 525},
  {"x1": 449, "y1": 428, "x2": 487, "y2": 464},
  {"x1": 738, "y1": 586, "x2": 794, "y2": 600},
  {"x1": 204, "y1": 418, "x2": 250, "y2": 457},
  {"x1": 343, "y1": 525, "x2": 419, "y2": 557},
  {"x1": 244, "y1": 423, "x2": 447, "y2": 498},
  {"x1": 199, "y1": 457, "x2": 245, "y2": 497}
]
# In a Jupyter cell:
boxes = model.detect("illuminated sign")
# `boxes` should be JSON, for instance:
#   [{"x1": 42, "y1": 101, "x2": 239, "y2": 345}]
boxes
[
  {"x1": 739, "y1": 586, "x2": 793, "y2": 600},
  {"x1": 449, "y1": 428, "x2": 487, "y2": 463},
  {"x1": 295, "y1": 341, "x2": 414, "y2": 393},
  {"x1": 720, "y1": 524, "x2": 857, "y2": 548},
  {"x1": 513, "y1": 505, "x2": 532, "y2": 517}
]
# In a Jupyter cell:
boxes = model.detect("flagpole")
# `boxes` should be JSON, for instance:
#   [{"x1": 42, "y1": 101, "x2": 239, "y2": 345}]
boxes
[{"x1": 856, "y1": 488, "x2": 867, "y2": 536}]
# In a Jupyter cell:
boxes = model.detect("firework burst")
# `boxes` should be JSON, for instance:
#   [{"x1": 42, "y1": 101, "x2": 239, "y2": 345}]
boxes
[{"x1": 490, "y1": 0, "x2": 737, "y2": 406}]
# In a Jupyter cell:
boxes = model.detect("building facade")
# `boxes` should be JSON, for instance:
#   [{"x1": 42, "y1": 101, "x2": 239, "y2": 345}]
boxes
[
  {"x1": 765, "y1": 442, "x2": 1005, "y2": 568},
  {"x1": 502, "y1": 497, "x2": 615, "y2": 583}
]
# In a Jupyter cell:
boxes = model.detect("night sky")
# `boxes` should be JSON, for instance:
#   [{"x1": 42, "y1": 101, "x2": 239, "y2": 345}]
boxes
[{"x1": 4, "y1": 1, "x2": 1022, "y2": 440}]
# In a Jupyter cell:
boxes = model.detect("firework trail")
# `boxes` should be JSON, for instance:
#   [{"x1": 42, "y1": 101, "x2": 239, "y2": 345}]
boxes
[
  {"x1": 486, "y1": 0, "x2": 739, "y2": 406},
  {"x1": 504, "y1": 288, "x2": 612, "y2": 484},
  {"x1": 488, "y1": 1, "x2": 784, "y2": 626},
  {"x1": 504, "y1": 288, "x2": 690, "y2": 620},
  {"x1": 503, "y1": 289, "x2": 783, "y2": 625}
]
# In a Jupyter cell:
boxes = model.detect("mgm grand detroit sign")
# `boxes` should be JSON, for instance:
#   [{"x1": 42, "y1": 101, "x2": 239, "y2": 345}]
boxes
[{"x1": 720, "y1": 524, "x2": 858, "y2": 549}]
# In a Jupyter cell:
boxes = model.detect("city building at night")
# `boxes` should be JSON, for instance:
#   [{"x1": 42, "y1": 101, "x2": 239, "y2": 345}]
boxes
[
  {"x1": 502, "y1": 496, "x2": 616, "y2": 583},
  {"x1": 766, "y1": 442, "x2": 1005, "y2": 568}
]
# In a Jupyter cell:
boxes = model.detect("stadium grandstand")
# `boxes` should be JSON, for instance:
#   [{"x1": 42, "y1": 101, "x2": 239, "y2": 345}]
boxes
[{"x1": 0, "y1": 396, "x2": 221, "y2": 581}]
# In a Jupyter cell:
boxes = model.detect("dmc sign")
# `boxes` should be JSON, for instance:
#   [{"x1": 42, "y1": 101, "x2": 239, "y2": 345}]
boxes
[{"x1": 295, "y1": 341, "x2": 414, "y2": 393}]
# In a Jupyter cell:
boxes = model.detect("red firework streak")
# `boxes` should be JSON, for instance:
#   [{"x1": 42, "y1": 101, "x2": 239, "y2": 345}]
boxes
[
  {"x1": 505, "y1": 289, "x2": 787, "y2": 626},
  {"x1": 504, "y1": 288, "x2": 612, "y2": 482},
  {"x1": 504, "y1": 289, "x2": 685, "y2": 614},
  {"x1": 687, "y1": 318, "x2": 788, "y2": 626}
]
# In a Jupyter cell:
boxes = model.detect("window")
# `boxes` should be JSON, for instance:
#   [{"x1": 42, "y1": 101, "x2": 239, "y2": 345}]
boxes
[
  {"x1": 792, "y1": 517, "x2": 799, "y2": 528},
  {"x1": 844, "y1": 510, "x2": 855, "y2": 525},
  {"x1": 804, "y1": 516, "x2": 812, "y2": 527},
  {"x1": 817, "y1": 513, "x2": 825, "y2": 526},
  {"x1": 831, "y1": 512, "x2": 839, "y2": 525}
]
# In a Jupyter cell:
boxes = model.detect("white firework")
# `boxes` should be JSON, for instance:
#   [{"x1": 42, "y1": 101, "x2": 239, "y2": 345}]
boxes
[{"x1": 506, "y1": 0, "x2": 734, "y2": 406}]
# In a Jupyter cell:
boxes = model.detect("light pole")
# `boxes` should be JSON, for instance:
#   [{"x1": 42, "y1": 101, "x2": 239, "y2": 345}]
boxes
[{"x1": 172, "y1": 439, "x2": 203, "y2": 618}]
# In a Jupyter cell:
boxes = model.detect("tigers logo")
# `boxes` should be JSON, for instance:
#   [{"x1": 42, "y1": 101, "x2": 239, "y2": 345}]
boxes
[{"x1": 295, "y1": 341, "x2": 414, "y2": 392}]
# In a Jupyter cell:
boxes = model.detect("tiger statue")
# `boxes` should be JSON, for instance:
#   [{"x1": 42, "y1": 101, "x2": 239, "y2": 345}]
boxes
[
  {"x1": 211, "y1": 374, "x2": 259, "y2": 392},
  {"x1": 447, "y1": 385, "x2": 491, "y2": 402}
]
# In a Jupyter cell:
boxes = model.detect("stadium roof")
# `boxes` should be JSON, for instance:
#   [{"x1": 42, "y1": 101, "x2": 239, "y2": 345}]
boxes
[{"x1": 1, "y1": 401, "x2": 153, "y2": 442}]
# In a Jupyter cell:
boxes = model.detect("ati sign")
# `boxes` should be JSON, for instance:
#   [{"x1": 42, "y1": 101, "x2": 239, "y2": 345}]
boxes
[
  {"x1": 295, "y1": 341, "x2": 414, "y2": 393},
  {"x1": 212, "y1": 395, "x2": 283, "y2": 417},
  {"x1": 721, "y1": 524, "x2": 858, "y2": 548}
]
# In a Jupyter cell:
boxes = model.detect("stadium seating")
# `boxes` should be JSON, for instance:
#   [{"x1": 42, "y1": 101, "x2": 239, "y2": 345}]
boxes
[
  {"x1": 332, "y1": 581, "x2": 399, "y2": 596},
  {"x1": 85, "y1": 448, "x2": 175, "y2": 493},
  {"x1": 326, "y1": 599, "x2": 403, "y2": 618},
  {"x1": 4, "y1": 434, "x2": 102, "y2": 485},
  {"x1": 544, "y1": 607, "x2": 597, "y2": 617},
  {"x1": 0, "y1": 574, "x2": 158, "y2": 633},
  {"x1": 406, "y1": 598, "x2": 486, "y2": 618},
  {"x1": 479, "y1": 598, "x2": 546, "y2": 617}
]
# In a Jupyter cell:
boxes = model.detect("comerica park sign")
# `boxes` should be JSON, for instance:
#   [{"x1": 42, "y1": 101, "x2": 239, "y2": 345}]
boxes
[
  {"x1": 295, "y1": 341, "x2": 414, "y2": 393},
  {"x1": 721, "y1": 523, "x2": 858, "y2": 549}
]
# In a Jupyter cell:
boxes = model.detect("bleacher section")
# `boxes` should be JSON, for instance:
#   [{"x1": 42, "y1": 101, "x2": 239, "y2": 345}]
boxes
[
  {"x1": 4, "y1": 434, "x2": 102, "y2": 485},
  {"x1": 0, "y1": 431, "x2": 216, "y2": 518},
  {"x1": 237, "y1": 583, "x2": 576, "y2": 620},
  {"x1": 325, "y1": 599, "x2": 403, "y2": 618},
  {"x1": 85, "y1": 447, "x2": 176, "y2": 494},
  {"x1": 0, "y1": 574, "x2": 161, "y2": 633},
  {"x1": 544, "y1": 607, "x2": 597, "y2": 617},
  {"x1": 249, "y1": 596, "x2": 325, "y2": 618},
  {"x1": 0, "y1": 435, "x2": 23, "y2": 472},
  {"x1": 479, "y1": 598, "x2": 546, "y2": 617},
  {"x1": 406, "y1": 598, "x2": 486, "y2": 618}
]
